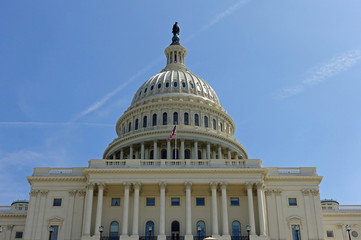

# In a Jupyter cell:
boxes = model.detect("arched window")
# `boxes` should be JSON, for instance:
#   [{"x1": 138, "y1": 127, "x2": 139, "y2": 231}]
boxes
[
  {"x1": 184, "y1": 112, "x2": 189, "y2": 125},
  {"x1": 173, "y1": 149, "x2": 179, "y2": 159},
  {"x1": 185, "y1": 149, "x2": 191, "y2": 159},
  {"x1": 196, "y1": 221, "x2": 206, "y2": 239},
  {"x1": 194, "y1": 114, "x2": 199, "y2": 126},
  {"x1": 171, "y1": 221, "x2": 180, "y2": 240},
  {"x1": 135, "y1": 119, "x2": 139, "y2": 130},
  {"x1": 161, "y1": 149, "x2": 167, "y2": 159},
  {"x1": 128, "y1": 122, "x2": 131, "y2": 132},
  {"x1": 110, "y1": 221, "x2": 119, "y2": 238},
  {"x1": 173, "y1": 112, "x2": 178, "y2": 125},
  {"x1": 152, "y1": 114, "x2": 157, "y2": 126},
  {"x1": 204, "y1": 116, "x2": 208, "y2": 128},
  {"x1": 198, "y1": 150, "x2": 202, "y2": 160},
  {"x1": 220, "y1": 122, "x2": 223, "y2": 132},
  {"x1": 146, "y1": 221, "x2": 154, "y2": 238},
  {"x1": 150, "y1": 150, "x2": 154, "y2": 160},
  {"x1": 213, "y1": 119, "x2": 216, "y2": 130},
  {"x1": 143, "y1": 116, "x2": 147, "y2": 128},
  {"x1": 163, "y1": 112, "x2": 167, "y2": 125},
  {"x1": 232, "y1": 221, "x2": 241, "y2": 240}
]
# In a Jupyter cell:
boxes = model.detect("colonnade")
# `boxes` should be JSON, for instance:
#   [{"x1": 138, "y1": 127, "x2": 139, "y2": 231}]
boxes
[
  {"x1": 108, "y1": 140, "x2": 243, "y2": 160},
  {"x1": 82, "y1": 181, "x2": 267, "y2": 238}
]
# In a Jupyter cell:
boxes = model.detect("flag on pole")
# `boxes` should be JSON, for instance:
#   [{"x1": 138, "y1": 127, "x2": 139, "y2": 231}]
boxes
[{"x1": 168, "y1": 125, "x2": 177, "y2": 141}]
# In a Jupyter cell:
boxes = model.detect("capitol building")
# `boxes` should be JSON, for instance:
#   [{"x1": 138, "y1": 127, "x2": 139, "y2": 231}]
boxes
[{"x1": 0, "y1": 24, "x2": 360, "y2": 240}]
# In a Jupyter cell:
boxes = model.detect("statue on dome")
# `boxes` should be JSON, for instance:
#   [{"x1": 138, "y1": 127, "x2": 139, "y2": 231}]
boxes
[
  {"x1": 171, "y1": 22, "x2": 180, "y2": 45},
  {"x1": 172, "y1": 22, "x2": 180, "y2": 36}
]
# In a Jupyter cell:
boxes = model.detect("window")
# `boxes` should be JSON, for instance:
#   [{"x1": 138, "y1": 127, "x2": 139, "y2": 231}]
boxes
[
  {"x1": 173, "y1": 149, "x2": 179, "y2": 159},
  {"x1": 171, "y1": 198, "x2": 180, "y2": 206},
  {"x1": 196, "y1": 198, "x2": 205, "y2": 206},
  {"x1": 185, "y1": 149, "x2": 191, "y2": 159},
  {"x1": 220, "y1": 123, "x2": 223, "y2": 131},
  {"x1": 292, "y1": 225, "x2": 301, "y2": 240},
  {"x1": 158, "y1": 83, "x2": 162, "y2": 89},
  {"x1": 198, "y1": 151, "x2": 202, "y2": 159},
  {"x1": 152, "y1": 114, "x2": 157, "y2": 126},
  {"x1": 144, "y1": 88, "x2": 147, "y2": 93},
  {"x1": 150, "y1": 150, "x2": 154, "y2": 159},
  {"x1": 139, "y1": 91, "x2": 142, "y2": 96},
  {"x1": 204, "y1": 116, "x2": 208, "y2": 128},
  {"x1": 326, "y1": 231, "x2": 334, "y2": 237},
  {"x1": 288, "y1": 198, "x2": 297, "y2": 206},
  {"x1": 143, "y1": 116, "x2": 147, "y2": 128},
  {"x1": 53, "y1": 198, "x2": 62, "y2": 207},
  {"x1": 174, "y1": 81, "x2": 178, "y2": 87},
  {"x1": 151, "y1": 85, "x2": 154, "y2": 90},
  {"x1": 111, "y1": 198, "x2": 120, "y2": 206},
  {"x1": 163, "y1": 112, "x2": 167, "y2": 125},
  {"x1": 195, "y1": 114, "x2": 199, "y2": 126},
  {"x1": 128, "y1": 122, "x2": 131, "y2": 132},
  {"x1": 166, "y1": 82, "x2": 170, "y2": 88},
  {"x1": 230, "y1": 197, "x2": 239, "y2": 206},
  {"x1": 232, "y1": 221, "x2": 241, "y2": 240},
  {"x1": 196, "y1": 221, "x2": 206, "y2": 239},
  {"x1": 146, "y1": 221, "x2": 154, "y2": 237},
  {"x1": 161, "y1": 149, "x2": 167, "y2": 159},
  {"x1": 190, "y1": 82, "x2": 194, "y2": 89},
  {"x1": 184, "y1": 112, "x2": 189, "y2": 125},
  {"x1": 135, "y1": 119, "x2": 139, "y2": 130},
  {"x1": 182, "y1": 82, "x2": 186, "y2": 88},
  {"x1": 15, "y1": 232, "x2": 23, "y2": 238},
  {"x1": 213, "y1": 119, "x2": 216, "y2": 130},
  {"x1": 110, "y1": 221, "x2": 119, "y2": 237},
  {"x1": 49, "y1": 226, "x2": 58, "y2": 240},
  {"x1": 146, "y1": 197, "x2": 155, "y2": 206},
  {"x1": 173, "y1": 112, "x2": 178, "y2": 125}
]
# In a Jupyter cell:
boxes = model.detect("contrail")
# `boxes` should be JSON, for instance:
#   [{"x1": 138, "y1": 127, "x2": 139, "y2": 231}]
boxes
[
  {"x1": 0, "y1": 122, "x2": 113, "y2": 127},
  {"x1": 77, "y1": 0, "x2": 250, "y2": 119},
  {"x1": 275, "y1": 49, "x2": 361, "y2": 99}
]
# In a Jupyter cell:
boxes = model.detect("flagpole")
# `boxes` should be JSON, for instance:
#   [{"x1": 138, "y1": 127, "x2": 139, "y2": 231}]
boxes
[{"x1": 175, "y1": 124, "x2": 177, "y2": 159}]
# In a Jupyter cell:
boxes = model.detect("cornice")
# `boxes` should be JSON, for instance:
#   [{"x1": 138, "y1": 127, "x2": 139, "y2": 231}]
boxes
[
  {"x1": 322, "y1": 212, "x2": 361, "y2": 216},
  {"x1": 265, "y1": 176, "x2": 323, "y2": 182},
  {"x1": 27, "y1": 176, "x2": 86, "y2": 184}
]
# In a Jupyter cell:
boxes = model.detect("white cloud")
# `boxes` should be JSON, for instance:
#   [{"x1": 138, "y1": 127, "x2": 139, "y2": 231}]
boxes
[{"x1": 275, "y1": 49, "x2": 361, "y2": 99}]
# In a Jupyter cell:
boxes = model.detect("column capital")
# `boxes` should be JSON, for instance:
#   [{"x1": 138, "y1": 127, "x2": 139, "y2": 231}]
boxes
[
  {"x1": 185, "y1": 181, "x2": 192, "y2": 189},
  {"x1": 310, "y1": 188, "x2": 319, "y2": 196},
  {"x1": 124, "y1": 182, "x2": 131, "y2": 188},
  {"x1": 69, "y1": 190, "x2": 77, "y2": 197},
  {"x1": 264, "y1": 189, "x2": 273, "y2": 196},
  {"x1": 87, "y1": 182, "x2": 95, "y2": 189},
  {"x1": 256, "y1": 182, "x2": 264, "y2": 189},
  {"x1": 78, "y1": 190, "x2": 86, "y2": 197},
  {"x1": 273, "y1": 188, "x2": 283, "y2": 196},
  {"x1": 210, "y1": 181, "x2": 218, "y2": 189},
  {"x1": 301, "y1": 189, "x2": 310, "y2": 196},
  {"x1": 40, "y1": 190, "x2": 49, "y2": 196},
  {"x1": 220, "y1": 182, "x2": 228, "y2": 189},
  {"x1": 245, "y1": 182, "x2": 254, "y2": 189},
  {"x1": 97, "y1": 182, "x2": 106, "y2": 189},
  {"x1": 159, "y1": 181, "x2": 167, "y2": 189},
  {"x1": 29, "y1": 189, "x2": 39, "y2": 197},
  {"x1": 133, "y1": 182, "x2": 141, "y2": 189}
]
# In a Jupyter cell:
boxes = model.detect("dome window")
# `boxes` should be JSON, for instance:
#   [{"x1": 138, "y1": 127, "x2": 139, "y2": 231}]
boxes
[
  {"x1": 135, "y1": 119, "x2": 139, "y2": 130},
  {"x1": 194, "y1": 114, "x2": 199, "y2": 126},
  {"x1": 182, "y1": 82, "x2": 186, "y2": 88},
  {"x1": 166, "y1": 82, "x2": 170, "y2": 88},
  {"x1": 173, "y1": 112, "x2": 178, "y2": 125},
  {"x1": 158, "y1": 83, "x2": 162, "y2": 89},
  {"x1": 220, "y1": 122, "x2": 223, "y2": 132},
  {"x1": 151, "y1": 85, "x2": 154, "y2": 90},
  {"x1": 213, "y1": 119, "x2": 216, "y2": 130},
  {"x1": 161, "y1": 149, "x2": 167, "y2": 159},
  {"x1": 190, "y1": 82, "x2": 194, "y2": 89},
  {"x1": 144, "y1": 88, "x2": 147, "y2": 93},
  {"x1": 143, "y1": 116, "x2": 147, "y2": 128},
  {"x1": 185, "y1": 149, "x2": 191, "y2": 159},
  {"x1": 152, "y1": 114, "x2": 157, "y2": 126},
  {"x1": 128, "y1": 122, "x2": 132, "y2": 132},
  {"x1": 184, "y1": 112, "x2": 189, "y2": 125},
  {"x1": 174, "y1": 82, "x2": 178, "y2": 87},
  {"x1": 163, "y1": 112, "x2": 167, "y2": 125},
  {"x1": 139, "y1": 91, "x2": 142, "y2": 96},
  {"x1": 204, "y1": 116, "x2": 209, "y2": 128}
]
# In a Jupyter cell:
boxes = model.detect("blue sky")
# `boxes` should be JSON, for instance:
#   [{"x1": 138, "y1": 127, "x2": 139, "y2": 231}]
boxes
[{"x1": 1, "y1": 0, "x2": 361, "y2": 205}]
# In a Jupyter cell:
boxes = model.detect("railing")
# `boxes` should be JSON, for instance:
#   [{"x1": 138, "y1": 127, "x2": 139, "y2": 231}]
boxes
[
  {"x1": 267, "y1": 167, "x2": 318, "y2": 176},
  {"x1": 100, "y1": 237, "x2": 119, "y2": 240},
  {"x1": 166, "y1": 236, "x2": 184, "y2": 240},
  {"x1": 322, "y1": 205, "x2": 361, "y2": 213},
  {"x1": 231, "y1": 236, "x2": 249, "y2": 240},
  {"x1": 139, "y1": 236, "x2": 158, "y2": 240}
]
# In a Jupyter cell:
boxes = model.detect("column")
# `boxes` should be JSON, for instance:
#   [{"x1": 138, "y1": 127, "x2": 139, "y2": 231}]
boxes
[
  {"x1": 257, "y1": 182, "x2": 266, "y2": 236},
  {"x1": 210, "y1": 182, "x2": 219, "y2": 236},
  {"x1": 167, "y1": 141, "x2": 171, "y2": 159},
  {"x1": 84, "y1": 183, "x2": 94, "y2": 236},
  {"x1": 246, "y1": 183, "x2": 256, "y2": 235},
  {"x1": 311, "y1": 189, "x2": 324, "y2": 239},
  {"x1": 221, "y1": 182, "x2": 229, "y2": 236},
  {"x1": 34, "y1": 190, "x2": 48, "y2": 239},
  {"x1": 185, "y1": 182, "x2": 192, "y2": 240},
  {"x1": 274, "y1": 189, "x2": 286, "y2": 239},
  {"x1": 120, "y1": 149, "x2": 124, "y2": 159},
  {"x1": 129, "y1": 145, "x2": 133, "y2": 159},
  {"x1": 227, "y1": 149, "x2": 231, "y2": 159},
  {"x1": 159, "y1": 182, "x2": 167, "y2": 240},
  {"x1": 153, "y1": 141, "x2": 158, "y2": 159},
  {"x1": 95, "y1": 183, "x2": 105, "y2": 237},
  {"x1": 141, "y1": 143, "x2": 145, "y2": 159},
  {"x1": 207, "y1": 143, "x2": 211, "y2": 159},
  {"x1": 180, "y1": 140, "x2": 185, "y2": 159},
  {"x1": 122, "y1": 183, "x2": 131, "y2": 236},
  {"x1": 65, "y1": 190, "x2": 77, "y2": 239},
  {"x1": 194, "y1": 141, "x2": 198, "y2": 159},
  {"x1": 218, "y1": 146, "x2": 222, "y2": 159},
  {"x1": 202, "y1": 147, "x2": 206, "y2": 159},
  {"x1": 302, "y1": 189, "x2": 313, "y2": 239},
  {"x1": 23, "y1": 190, "x2": 38, "y2": 239},
  {"x1": 132, "y1": 183, "x2": 141, "y2": 236}
]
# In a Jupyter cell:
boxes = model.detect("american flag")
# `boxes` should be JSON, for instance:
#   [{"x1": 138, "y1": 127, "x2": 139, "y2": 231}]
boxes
[{"x1": 168, "y1": 125, "x2": 176, "y2": 141}]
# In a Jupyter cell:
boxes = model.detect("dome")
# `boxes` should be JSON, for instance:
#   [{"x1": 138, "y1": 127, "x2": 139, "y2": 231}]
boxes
[{"x1": 130, "y1": 44, "x2": 221, "y2": 109}]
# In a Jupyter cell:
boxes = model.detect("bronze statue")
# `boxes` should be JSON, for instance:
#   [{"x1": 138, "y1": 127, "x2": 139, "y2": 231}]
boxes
[{"x1": 172, "y1": 22, "x2": 180, "y2": 36}]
